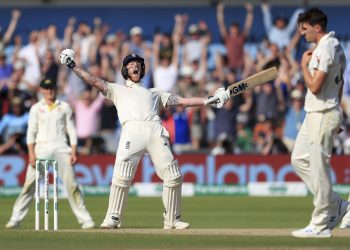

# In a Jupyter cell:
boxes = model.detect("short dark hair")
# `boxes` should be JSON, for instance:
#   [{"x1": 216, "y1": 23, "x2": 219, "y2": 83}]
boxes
[{"x1": 297, "y1": 8, "x2": 327, "y2": 31}]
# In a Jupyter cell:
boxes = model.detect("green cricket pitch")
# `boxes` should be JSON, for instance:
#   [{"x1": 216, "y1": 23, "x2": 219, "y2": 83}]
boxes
[{"x1": 1, "y1": 196, "x2": 350, "y2": 249}]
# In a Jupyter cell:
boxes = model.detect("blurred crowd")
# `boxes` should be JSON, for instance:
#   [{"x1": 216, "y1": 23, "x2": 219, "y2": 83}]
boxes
[{"x1": 1, "y1": 2, "x2": 350, "y2": 156}]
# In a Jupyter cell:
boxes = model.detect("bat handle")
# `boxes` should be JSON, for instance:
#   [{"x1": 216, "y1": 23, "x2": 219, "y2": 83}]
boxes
[{"x1": 204, "y1": 95, "x2": 219, "y2": 105}]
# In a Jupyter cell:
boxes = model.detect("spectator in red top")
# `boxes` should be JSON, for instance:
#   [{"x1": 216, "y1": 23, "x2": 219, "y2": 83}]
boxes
[{"x1": 216, "y1": 2, "x2": 254, "y2": 75}]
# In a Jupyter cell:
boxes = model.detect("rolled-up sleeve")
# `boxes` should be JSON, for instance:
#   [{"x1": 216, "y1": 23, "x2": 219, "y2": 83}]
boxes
[
  {"x1": 103, "y1": 82, "x2": 117, "y2": 101},
  {"x1": 152, "y1": 88, "x2": 171, "y2": 108}
]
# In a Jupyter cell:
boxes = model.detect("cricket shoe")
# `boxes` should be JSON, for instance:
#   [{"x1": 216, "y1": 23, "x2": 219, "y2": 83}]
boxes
[
  {"x1": 292, "y1": 225, "x2": 332, "y2": 238},
  {"x1": 5, "y1": 220, "x2": 20, "y2": 229},
  {"x1": 328, "y1": 199, "x2": 350, "y2": 229},
  {"x1": 81, "y1": 220, "x2": 95, "y2": 229},
  {"x1": 339, "y1": 208, "x2": 350, "y2": 228},
  {"x1": 100, "y1": 214, "x2": 120, "y2": 229},
  {"x1": 163, "y1": 214, "x2": 190, "y2": 229}
]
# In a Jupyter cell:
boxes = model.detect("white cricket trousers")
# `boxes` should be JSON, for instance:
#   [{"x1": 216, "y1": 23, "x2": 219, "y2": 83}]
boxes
[
  {"x1": 291, "y1": 107, "x2": 342, "y2": 231},
  {"x1": 8, "y1": 143, "x2": 93, "y2": 225},
  {"x1": 104, "y1": 120, "x2": 182, "y2": 227}
]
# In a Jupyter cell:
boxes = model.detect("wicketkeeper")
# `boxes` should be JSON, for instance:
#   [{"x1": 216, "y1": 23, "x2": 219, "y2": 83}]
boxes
[{"x1": 59, "y1": 49, "x2": 230, "y2": 229}]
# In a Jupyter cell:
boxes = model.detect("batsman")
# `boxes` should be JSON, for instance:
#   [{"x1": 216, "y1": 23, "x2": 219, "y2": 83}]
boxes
[{"x1": 59, "y1": 50, "x2": 230, "y2": 229}]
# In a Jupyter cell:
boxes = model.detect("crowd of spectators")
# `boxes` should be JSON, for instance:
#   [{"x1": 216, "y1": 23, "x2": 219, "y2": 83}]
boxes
[{"x1": 1, "y1": 2, "x2": 350, "y2": 156}]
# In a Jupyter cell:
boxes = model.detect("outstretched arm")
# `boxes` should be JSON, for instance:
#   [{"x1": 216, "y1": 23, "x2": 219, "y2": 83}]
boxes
[
  {"x1": 167, "y1": 88, "x2": 230, "y2": 109},
  {"x1": 167, "y1": 94, "x2": 206, "y2": 107},
  {"x1": 59, "y1": 49, "x2": 109, "y2": 95}
]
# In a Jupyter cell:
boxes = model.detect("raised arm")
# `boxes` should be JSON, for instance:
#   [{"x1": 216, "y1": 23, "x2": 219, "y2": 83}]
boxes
[
  {"x1": 261, "y1": 1, "x2": 273, "y2": 33},
  {"x1": 243, "y1": 3, "x2": 254, "y2": 37},
  {"x1": 63, "y1": 17, "x2": 76, "y2": 48},
  {"x1": 152, "y1": 33, "x2": 162, "y2": 69},
  {"x1": 216, "y1": 2, "x2": 228, "y2": 39},
  {"x1": 59, "y1": 49, "x2": 109, "y2": 95},
  {"x1": 171, "y1": 14, "x2": 182, "y2": 68},
  {"x1": 3, "y1": 9, "x2": 21, "y2": 45},
  {"x1": 286, "y1": 8, "x2": 304, "y2": 35}
]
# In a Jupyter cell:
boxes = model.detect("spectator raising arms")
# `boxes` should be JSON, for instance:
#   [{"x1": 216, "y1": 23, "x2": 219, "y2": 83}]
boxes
[
  {"x1": 217, "y1": 2, "x2": 253, "y2": 74},
  {"x1": 260, "y1": 0, "x2": 304, "y2": 50}
]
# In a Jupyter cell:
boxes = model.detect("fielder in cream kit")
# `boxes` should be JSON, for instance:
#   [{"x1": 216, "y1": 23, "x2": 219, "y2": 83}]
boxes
[
  {"x1": 291, "y1": 8, "x2": 350, "y2": 238},
  {"x1": 59, "y1": 50, "x2": 230, "y2": 229},
  {"x1": 5, "y1": 78, "x2": 95, "y2": 229}
]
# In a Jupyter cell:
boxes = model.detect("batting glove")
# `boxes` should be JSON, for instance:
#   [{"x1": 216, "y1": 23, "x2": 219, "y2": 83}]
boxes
[
  {"x1": 59, "y1": 49, "x2": 76, "y2": 69},
  {"x1": 211, "y1": 87, "x2": 230, "y2": 108}
]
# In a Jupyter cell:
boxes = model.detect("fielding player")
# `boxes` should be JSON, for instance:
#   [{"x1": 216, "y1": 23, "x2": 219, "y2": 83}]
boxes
[
  {"x1": 5, "y1": 78, "x2": 95, "y2": 229},
  {"x1": 291, "y1": 8, "x2": 350, "y2": 238},
  {"x1": 59, "y1": 49, "x2": 229, "y2": 229}
]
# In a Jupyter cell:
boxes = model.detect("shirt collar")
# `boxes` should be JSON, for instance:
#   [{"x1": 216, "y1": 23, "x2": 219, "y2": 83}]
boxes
[
  {"x1": 41, "y1": 98, "x2": 60, "y2": 106},
  {"x1": 125, "y1": 79, "x2": 141, "y2": 88},
  {"x1": 318, "y1": 31, "x2": 335, "y2": 45}
]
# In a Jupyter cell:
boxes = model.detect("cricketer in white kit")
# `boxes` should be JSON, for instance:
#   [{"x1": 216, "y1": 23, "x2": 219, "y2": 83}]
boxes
[
  {"x1": 291, "y1": 8, "x2": 350, "y2": 238},
  {"x1": 58, "y1": 50, "x2": 230, "y2": 229},
  {"x1": 5, "y1": 78, "x2": 95, "y2": 229}
]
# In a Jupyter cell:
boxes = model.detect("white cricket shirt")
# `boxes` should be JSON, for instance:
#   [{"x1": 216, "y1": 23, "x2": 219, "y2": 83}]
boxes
[
  {"x1": 305, "y1": 31, "x2": 346, "y2": 112},
  {"x1": 26, "y1": 99, "x2": 77, "y2": 145},
  {"x1": 104, "y1": 80, "x2": 170, "y2": 125}
]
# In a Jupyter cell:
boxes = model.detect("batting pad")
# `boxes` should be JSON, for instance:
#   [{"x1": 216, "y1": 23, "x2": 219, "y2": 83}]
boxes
[
  {"x1": 112, "y1": 161, "x2": 137, "y2": 187},
  {"x1": 162, "y1": 160, "x2": 182, "y2": 226},
  {"x1": 105, "y1": 161, "x2": 136, "y2": 227},
  {"x1": 103, "y1": 184, "x2": 129, "y2": 227}
]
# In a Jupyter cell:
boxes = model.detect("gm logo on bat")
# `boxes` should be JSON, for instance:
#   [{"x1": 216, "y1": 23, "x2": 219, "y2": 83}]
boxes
[{"x1": 229, "y1": 82, "x2": 248, "y2": 95}]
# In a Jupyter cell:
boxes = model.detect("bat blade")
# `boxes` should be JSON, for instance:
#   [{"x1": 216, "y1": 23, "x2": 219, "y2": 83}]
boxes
[
  {"x1": 205, "y1": 67, "x2": 278, "y2": 105},
  {"x1": 227, "y1": 67, "x2": 278, "y2": 97}
]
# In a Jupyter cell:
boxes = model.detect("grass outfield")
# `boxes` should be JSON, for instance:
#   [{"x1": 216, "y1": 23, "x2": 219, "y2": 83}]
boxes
[{"x1": 1, "y1": 196, "x2": 350, "y2": 249}]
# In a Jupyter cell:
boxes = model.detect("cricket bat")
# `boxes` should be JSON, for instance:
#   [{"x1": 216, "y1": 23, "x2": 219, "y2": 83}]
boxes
[{"x1": 205, "y1": 67, "x2": 278, "y2": 105}]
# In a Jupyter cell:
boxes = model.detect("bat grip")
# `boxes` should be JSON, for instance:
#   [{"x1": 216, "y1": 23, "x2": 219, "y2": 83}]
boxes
[
  {"x1": 204, "y1": 95, "x2": 219, "y2": 105},
  {"x1": 66, "y1": 57, "x2": 76, "y2": 69}
]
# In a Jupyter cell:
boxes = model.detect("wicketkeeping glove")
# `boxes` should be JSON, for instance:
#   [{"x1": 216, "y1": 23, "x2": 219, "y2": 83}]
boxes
[{"x1": 59, "y1": 49, "x2": 76, "y2": 69}]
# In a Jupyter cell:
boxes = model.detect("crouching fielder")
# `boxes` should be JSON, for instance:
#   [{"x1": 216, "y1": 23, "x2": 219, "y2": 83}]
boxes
[{"x1": 59, "y1": 50, "x2": 230, "y2": 229}]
